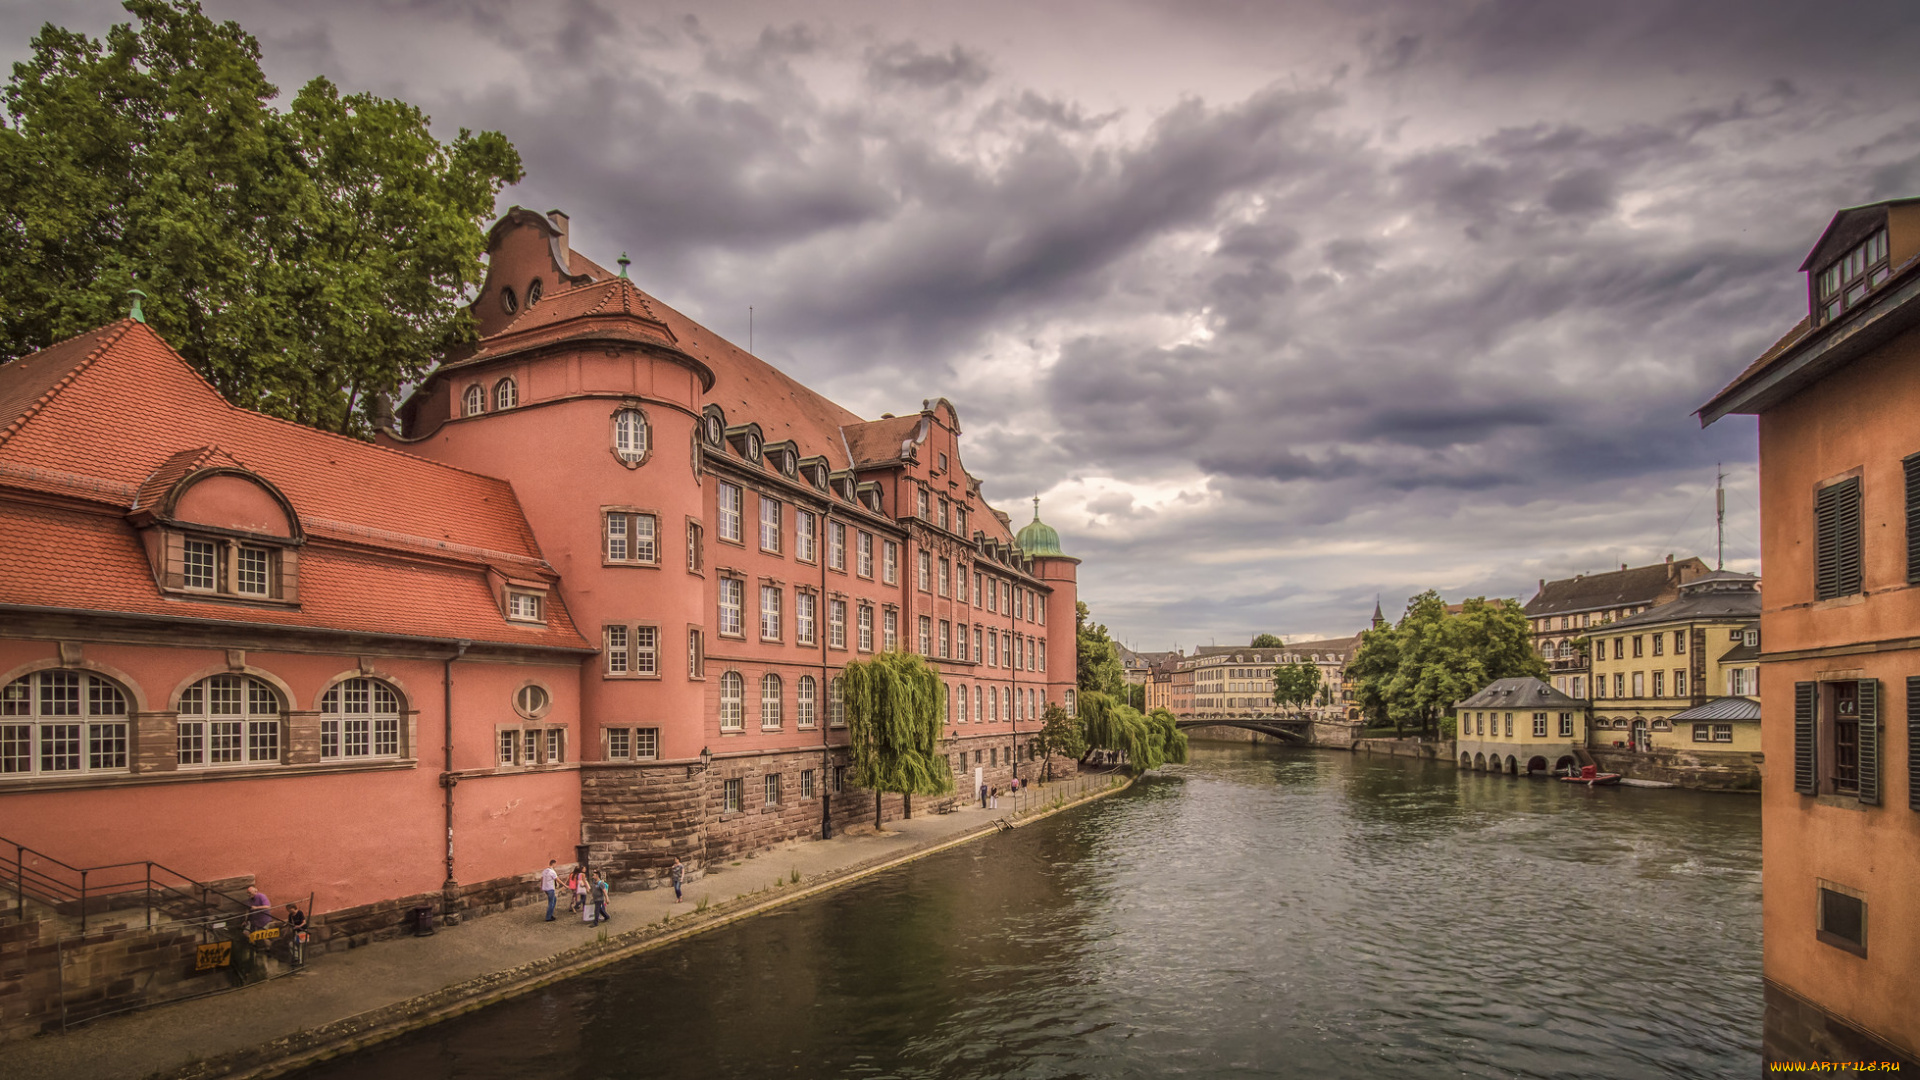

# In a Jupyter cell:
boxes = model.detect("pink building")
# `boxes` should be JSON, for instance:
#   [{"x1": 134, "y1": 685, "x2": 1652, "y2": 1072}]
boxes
[{"x1": 0, "y1": 206, "x2": 1080, "y2": 941}]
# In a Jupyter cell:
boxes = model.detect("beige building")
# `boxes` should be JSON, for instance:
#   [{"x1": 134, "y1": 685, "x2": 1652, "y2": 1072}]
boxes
[
  {"x1": 1522, "y1": 556, "x2": 1711, "y2": 701},
  {"x1": 1454, "y1": 678, "x2": 1589, "y2": 775},
  {"x1": 1174, "y1": 636, "x2": 1358, "y2": 721},
  {"x1": 1588, "y1": 571, "x2": 1761, "y2": 754}
]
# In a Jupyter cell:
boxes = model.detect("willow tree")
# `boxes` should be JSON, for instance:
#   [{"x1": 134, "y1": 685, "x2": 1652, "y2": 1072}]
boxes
[
  {"x1": 1079, "y1": 692, "x2": 1187, "y2": 776},
  {"x1": 842, "y1": 652, "x2": 953, "y2": 828}
]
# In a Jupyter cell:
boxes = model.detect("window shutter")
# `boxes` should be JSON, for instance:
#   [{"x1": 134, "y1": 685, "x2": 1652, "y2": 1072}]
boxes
[
  {"x1": 1907, "y1": 454, "x2": 1920, "y2": 584},
  {"x1": 1856, "y1": 679, "x2": 1880, "y2": 806},
  {"x1": 1815, "y1": 478, "x2": 1863, "y2": 599},
  {"x1": 1909, "y1": 676, "x2": 1920, "y2": 811},
  {"x1": 1793, "y1": 681, "x2": 1817, "y2": 795},
  {"x1": 1836, "y1": 478, "x2": 1862, "y2": 596}
]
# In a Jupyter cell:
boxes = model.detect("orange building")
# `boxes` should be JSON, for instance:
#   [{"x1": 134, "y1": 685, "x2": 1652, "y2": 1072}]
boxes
[
  {"x1": 1700, "y1": 197, "x2": 1920, "y2": 1067},
  {"x1": 0, "y1": 207, "x2": 1081, "y2": 954}
]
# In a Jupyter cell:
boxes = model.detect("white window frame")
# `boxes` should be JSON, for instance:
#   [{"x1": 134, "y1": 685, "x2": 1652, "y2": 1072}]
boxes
[
  {"x1": 882, "y1": 541, "x2": 898, "y2": 584},
  {"x1": 829, "y1": 599, "x2": 847, "y2": 649},
  {"x1": 829, "y1": 521, "x2": 846, "y2": 570},
  {"x1": 761, "y1": 674, "x2": 783, "y2": 729},
  {"x1": 760, "y1": 497, "x2": 782, "y2": 553},
  {"x1": 884, "y1": 609, "x2": 899, "y2": 651},
  {"x1": 0, "y1": 671, "x2": 132, "y2": 777},
  {"x1": 494, "y1": 377, "x2": 518, "y2": 410},
  {"x1": 717, "y1": 482, "x2": 743, "y2": 543},
  {"x1": 858, "y1": 605, "x2": 874, "y2": 652},
  {"x1": 760, "y1": 585, "x2": 782, "y2": 641},
  {"x1": 720, "y1": 672, "x2": 744, "y2": 731},
  {"x1": 176, "y1": 675, "x2": 280, "y2": 769},
  {"x1": 797, "y1": 676, "x2": 817, "y2": 728},
  {"x1": 718, "y1": 578, "x2": 744, "y2": 637},
  {"x1": 463, "y1": 384, "x2": 486, "y2": 416},
  {"x1": 797, "y1": 510, "x2": 817, "y2": 563},
  {"x1": 613, "y1": 408, "x2": 649, "y2": 463},
  {"x1": 506, "y1": 590, "x2": 544, "y2": 623},
  {"x1": 796, "y1": 591, "x2": 817, "y2": 645}
]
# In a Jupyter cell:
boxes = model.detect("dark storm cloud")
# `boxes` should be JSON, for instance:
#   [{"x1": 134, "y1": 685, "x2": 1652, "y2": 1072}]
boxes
[{"x1": 4, "y1": 0, "x2": 1913, "y2": 645}]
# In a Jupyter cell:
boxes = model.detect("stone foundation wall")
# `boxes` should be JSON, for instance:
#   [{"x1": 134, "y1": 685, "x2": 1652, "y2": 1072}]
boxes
[
  {"x1": 1183, "y1": 725, "x2": 1262, "y2": 743},
  {"x1": 1355, "y1": 738, "x2": 1456, "y2": 761},
  {"x1": 1589, "y1": 746, "x2": 1762, "y2": 792},
  {"x1": 1764, "y1": 978, "x2": 1918, "y2": 1068},
  {"x1": 0, "y1": 917, "x2": 204, "y2": 1042}
]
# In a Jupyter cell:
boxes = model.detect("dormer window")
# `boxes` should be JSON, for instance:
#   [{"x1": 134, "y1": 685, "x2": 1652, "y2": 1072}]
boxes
[
  {"x1": 1816, "y1": 228, "x2": 1890, "y2": 323},
  {"x1": 501, "y1": 286, "x2": 518, "y2": 314},
  {"x1": 704, "y1": 410, "x2": 725, "y2": 447},
  {"x1": 494, "y1": 377, "x2": 518, "y2": 410},
  {"x1": 745, "y1": 434, "x2": 760, "y2": 460},
  {"x1": 809, "y1": 464, "x2": 828, "y2": 489},
  {"x1": 464, "y1": 384, "x2": 486, "y2": 416},
  {"x1": 506, "y1": 589, "x2": 545, "y2": 623},
  {"x1": 527, "y1": 278, "x2": 543, "y2": 306}
]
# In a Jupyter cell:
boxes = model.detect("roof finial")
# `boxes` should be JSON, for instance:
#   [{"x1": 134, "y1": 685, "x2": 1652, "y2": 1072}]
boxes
[
  {"x1": 127, "y1": 288, "x2": 147, "y2": 324},
  {"x1": 617, "y1": 252, "x2": 630, "y2": 278},
  {"x1": 1032, "y1": 494, "x2": 1041, "y2": 521}
]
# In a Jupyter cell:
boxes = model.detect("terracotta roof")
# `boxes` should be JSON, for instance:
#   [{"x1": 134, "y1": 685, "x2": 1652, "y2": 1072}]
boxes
[
  {"x1": 1522, "y1": 559, "x2": 1706, "y2": 617},
  {"x1": 0, "y1": 501, "x2": 584, "y2": 649},
  {"x1": 449, "y1": 277, "x2": 688, "y2": 373},
  {"x1": 0, "y1": 321, "x2": 587, "y2": 650},
  {"x1": 844, "y1": 415, "x2": 924, "y2": 467}
]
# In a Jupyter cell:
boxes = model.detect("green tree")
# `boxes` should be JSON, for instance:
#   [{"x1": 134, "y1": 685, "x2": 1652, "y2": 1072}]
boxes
[
  {"x1": 1124, "y1": 682, "x2": 1146, "y2": 711},
  {"x1": 1270, "y1": 661, "x2": 1321, "y2": 715},
  {"x1": 1250, "y1": 633, "x2": 1285, "y2": 648},
  {"x1": 842, "y1": 652, "x2": 953, "y2": 827},
  {"x1": 1030, "y1": 702, "x2": 1086, "y2": 782},
  {"x1": 1075, "y1": 601, "x2": 1124, "y2": 699},
  {"x1": 0, "y1": 0, "x2": 522, "y2": 434},
  {"x1": 1346, "y1": 591, "x2": 1547, "y2": 739},
  {"x1": 1077, "y1": 692, "x2": 1186, "y2": 776}
]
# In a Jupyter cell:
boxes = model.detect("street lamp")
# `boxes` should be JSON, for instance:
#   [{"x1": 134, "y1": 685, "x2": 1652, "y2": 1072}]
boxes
[{"x1": 699, "y1": 746, "x2": 712, "y2": 771}]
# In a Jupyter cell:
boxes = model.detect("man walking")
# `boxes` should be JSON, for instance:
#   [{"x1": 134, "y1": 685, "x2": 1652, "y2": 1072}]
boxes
[
  {"x1": 539, "y1": 859, "x2": 558, "y2": 921},
  {"x1": 670, "y1": 857, "x2": 684, "y2": 902}
]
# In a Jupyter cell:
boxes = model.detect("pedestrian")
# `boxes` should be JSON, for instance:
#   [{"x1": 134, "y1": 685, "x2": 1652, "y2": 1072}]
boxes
[
  {"x1": 247, "y1": 885, "x2": 272, "y2": 933},
  {"x1": 591, "y1": 872, "x2": 611, "y2": 927},
  {"x1": 539, "y1": 859, "x2": 558, "y2": 922},
  {"x1": 581, "y1": 870, "x2": 597, "y2": 924},
  {"x1": 670, "y1": 857, "x2": 684, "y2": 902},
  {"x1": 565, "y1": 865, "x2": 583, "y2": 913},
  {"x1": 989, "y1": 786, "x2": 998, "y2": 810},
  {"x1": 978, "y1": 782, "x2": 987, "y2": 808},
  {"x1": 284, "y1": 903, "x2": 308, "y2": 967},
  {"x1": 573, "y1": 864, "x2": 591, "y2": 914}
]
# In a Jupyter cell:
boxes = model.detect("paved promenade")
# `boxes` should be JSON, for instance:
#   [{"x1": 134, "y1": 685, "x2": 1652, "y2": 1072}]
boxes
[{"x1": 2, "y1": 772, "x2": 1125, "y2": 1080}]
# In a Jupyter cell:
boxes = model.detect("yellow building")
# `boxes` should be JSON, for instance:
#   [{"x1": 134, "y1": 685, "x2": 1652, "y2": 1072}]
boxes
[
  {"x1": 1453, "y1": 677, "x2": 1589, "y2": 775},
  {"x1": 1588, "y1": 570, "x2": 1761, "y2": 754}
]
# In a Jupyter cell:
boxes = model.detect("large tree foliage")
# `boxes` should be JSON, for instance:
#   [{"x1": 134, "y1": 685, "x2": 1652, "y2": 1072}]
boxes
[
  {"x1": 1270, "y1": 661, "x2": 1321, "y2": 714},
  {"x1": 1075, "y1": 600, "x2": 1124, "y2": 699},
  {"x1": 1077, "y1": 692, "x2": 1187, "y2": 775},
  {"x1": 1346, "y1": 591, "x2": 1547, "y2": 737},
  {"x1": 0, "y1": 0, "x2": 522, "y2": 434},
  {"x1": 1030, "y1": 702, "x2": 1086, "y2": 782},
  {"x1": 1250, "y1": 633, "x2": 1284, "y2": 648},
  {"x1": 842, "y1": 652, "x2": 953, "y2": 827}
]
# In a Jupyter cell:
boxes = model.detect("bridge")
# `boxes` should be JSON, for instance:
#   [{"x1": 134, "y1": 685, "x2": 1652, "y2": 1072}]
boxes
[{"x1": 1175, "y1": 714, "x2": 1364, "y2": 748}]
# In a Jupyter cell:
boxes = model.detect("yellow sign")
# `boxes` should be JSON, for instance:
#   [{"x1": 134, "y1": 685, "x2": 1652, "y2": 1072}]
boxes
[
  {"x1": 248, "y1": 926, "x2": 280, "y2": 943},
  {"x1": 195, "y1": 942, "x2": 232, "y2": 971}
]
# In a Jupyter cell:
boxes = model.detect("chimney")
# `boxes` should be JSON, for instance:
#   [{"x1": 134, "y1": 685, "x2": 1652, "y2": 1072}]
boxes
[
  {"x1": 1621, "y1": 563, "x2": 1628, "y2": 571},
  {"x1": 547, "y1": 209, "x2": 571, "y2": 273},
  {"x1": 1538, "y1": 578, "x2": 1545, "y2": 591}
]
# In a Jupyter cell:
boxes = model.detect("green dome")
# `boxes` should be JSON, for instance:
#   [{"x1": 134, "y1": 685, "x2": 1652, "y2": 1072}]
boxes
[{"x1": 1015, "y1": 497, "x2": 1064, "y2": 557}]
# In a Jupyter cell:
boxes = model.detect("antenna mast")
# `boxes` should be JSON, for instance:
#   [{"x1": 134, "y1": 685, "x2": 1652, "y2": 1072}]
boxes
[
  {"x1": 749, "y1": 306, "x2": 754, "y2": 356},
  {"x1": 1715, "y1": 463, "x2": 1726, "y2": 570}
]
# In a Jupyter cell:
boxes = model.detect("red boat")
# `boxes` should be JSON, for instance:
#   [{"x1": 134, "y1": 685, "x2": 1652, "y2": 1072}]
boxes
[{"x1": 1560, "y1": 765, "x2": 1622, "y2": 786}]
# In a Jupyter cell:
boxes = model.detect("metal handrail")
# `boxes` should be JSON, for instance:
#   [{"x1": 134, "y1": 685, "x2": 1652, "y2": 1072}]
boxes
[{"x1": 3, "y1": 834, "x2": 254, "y2": 933}]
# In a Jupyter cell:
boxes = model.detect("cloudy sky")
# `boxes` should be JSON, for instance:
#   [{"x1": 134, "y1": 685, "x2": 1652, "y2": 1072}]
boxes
[{"x1": 10, "y1": 1, "x2": 1920, "y2": 649}]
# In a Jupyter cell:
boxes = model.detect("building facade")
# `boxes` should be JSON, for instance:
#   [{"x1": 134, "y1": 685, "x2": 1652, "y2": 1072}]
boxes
[
  {"x1": 0, "y1": 206, "x2": 1082, "y2": 944},
  {"x1": 1700, "y1": 197, "x2": 1920, "y2": 1066},
  {"x1": 1587, "y1": 571, "x2": 1762, "y2": 755},
  {"x1": 1522, "y1": 557, "x2": 1711, "y2": 700},
  {"x1": 1170, "y1": 636, "x2": 1358, "y2": 721},
  {"x1": 1453, "y1": 678, "x2": 1588, "y2": 775}
]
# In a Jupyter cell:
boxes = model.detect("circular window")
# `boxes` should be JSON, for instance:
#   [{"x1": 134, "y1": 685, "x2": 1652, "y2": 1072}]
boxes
[
  {"x1": 514, "y1": 684, "x2": 551, "y2": 719},
  {"x1": 501, "y1": 286, "x2": 518, "y2": 315},
  {"x1": 527, "y1": 278, "x2": 543, "y2": 307}
]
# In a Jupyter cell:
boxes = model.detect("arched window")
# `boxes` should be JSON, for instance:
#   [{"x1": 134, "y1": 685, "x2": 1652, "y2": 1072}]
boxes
[
  {"x1": 957, "y1": 684, "x2": 968, "y2": 723},
  {"x1": 989, "y1": 686, "x2": 999, "y2": 722},
  {"x1": 1028, "y1": 688, "x2": 1037, "y2": 720},
  {"x1": 797, "y1": 676, "x2": 816, "y2": 728},
  {"x1": 320, "y1": 678, "x2": 403, "y2": 760},
  {"x1": 1, "y1": 670, "x2": 131, "y2": 776},
  {"x1": 829, "y1": 676, "x2": 845, "y2": 726},
  {"x1": 178, "y1": 675, "x2": 282, "y2": 768},
  {"x1": 463, "y1": 384, "x2": 486, "y2": 416},
  {"x1": 613, "y1": 409, "x2": 648, "y2": 463},
  {"x1": 494, "y1": 378, "x2": 518, "y2": 410},
  {"x1": 760, "y1": 673, "x2": 782, "y2": 729},
  {"x1": 720, "y1": 672, "x2": 744, "y2": 730},
  {"x1": 945, "y1": 683, "x2": 953, "y2": 724}
]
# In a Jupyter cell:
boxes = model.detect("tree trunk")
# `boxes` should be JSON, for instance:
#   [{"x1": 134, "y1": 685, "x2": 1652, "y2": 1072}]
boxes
[
  {"x1": 874, "y1": 791, "x2": 882, "y2": 830},
  {"x1": 904, "y1": 793, "x2": 912, "y2": 819}
]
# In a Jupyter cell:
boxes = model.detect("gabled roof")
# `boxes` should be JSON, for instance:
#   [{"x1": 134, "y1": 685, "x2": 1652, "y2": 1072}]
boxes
[
  {"x1": 1604, "y1": 573, "x2": 1759, "y2": 630},
  {"x1": 1523, "y1": 559, "x2": 1707, "y2": 617},
  {"x1": 0, "y1": 321, "x2": 587, "y2": 650},
  {"x1": 1455, "y1": 677, "x2": 1582, "y2": 710}
]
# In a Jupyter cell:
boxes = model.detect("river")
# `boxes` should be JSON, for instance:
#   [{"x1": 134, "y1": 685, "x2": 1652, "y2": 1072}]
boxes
[{"x1": 298, "y1": 742, "x2": 1763, "y2": 1079}]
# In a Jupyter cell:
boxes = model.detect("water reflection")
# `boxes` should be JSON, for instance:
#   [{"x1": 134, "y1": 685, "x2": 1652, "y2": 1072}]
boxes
[{"x1": 300, "y1": 743, "x2": 1760, "y2": 1080}]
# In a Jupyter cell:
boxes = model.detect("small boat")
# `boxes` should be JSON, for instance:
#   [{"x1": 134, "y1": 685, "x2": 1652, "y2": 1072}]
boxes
[{"x1": 1559, "y1": 770, "x2": 1622, "y2": 786}]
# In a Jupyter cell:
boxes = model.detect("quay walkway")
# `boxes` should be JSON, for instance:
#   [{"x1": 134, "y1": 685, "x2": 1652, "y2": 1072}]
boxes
[{"x1": 0, "y1": 771, "x2": 1126, "y2": 1080}]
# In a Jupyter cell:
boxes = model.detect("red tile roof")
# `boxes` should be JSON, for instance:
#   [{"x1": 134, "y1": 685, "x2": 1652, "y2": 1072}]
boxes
[{"x1": 0, "y1": 321, "x2": 589, "y2": 650}]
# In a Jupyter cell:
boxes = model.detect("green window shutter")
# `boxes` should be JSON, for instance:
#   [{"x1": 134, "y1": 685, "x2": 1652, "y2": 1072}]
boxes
[
  {"x1": 1909, "y1": 677, "x2": 1920, "y2": 811},
  {"x1": 1815, "y1": 477, "x2": 1864, "y2": 600},
  {"x1": 1794, "y1": 681, "x2": 1818, "y2": 795},
  {"x1": 1906, "y1": 454, "x2": 1920, "y2": 584},
  {"x1": 1856, "y1": 679, "x2": 1880, "y2": 806}
]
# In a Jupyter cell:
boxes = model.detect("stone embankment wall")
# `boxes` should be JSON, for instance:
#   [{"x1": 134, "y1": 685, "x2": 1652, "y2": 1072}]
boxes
[
  {"x1": 0, "y1": 917, "x2": 208, "y2": 1041},
  {"x1": 1354, "y1": 738, "x2": 1456, "y2": 761},
  {"x1": 1588, "y1": 746, "x2": 1762, "y2": 792}
]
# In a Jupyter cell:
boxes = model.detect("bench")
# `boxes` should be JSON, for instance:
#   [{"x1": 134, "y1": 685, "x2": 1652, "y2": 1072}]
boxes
[{"x1": 929, "y1": 797, "x2": 959, "y2": 815}]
